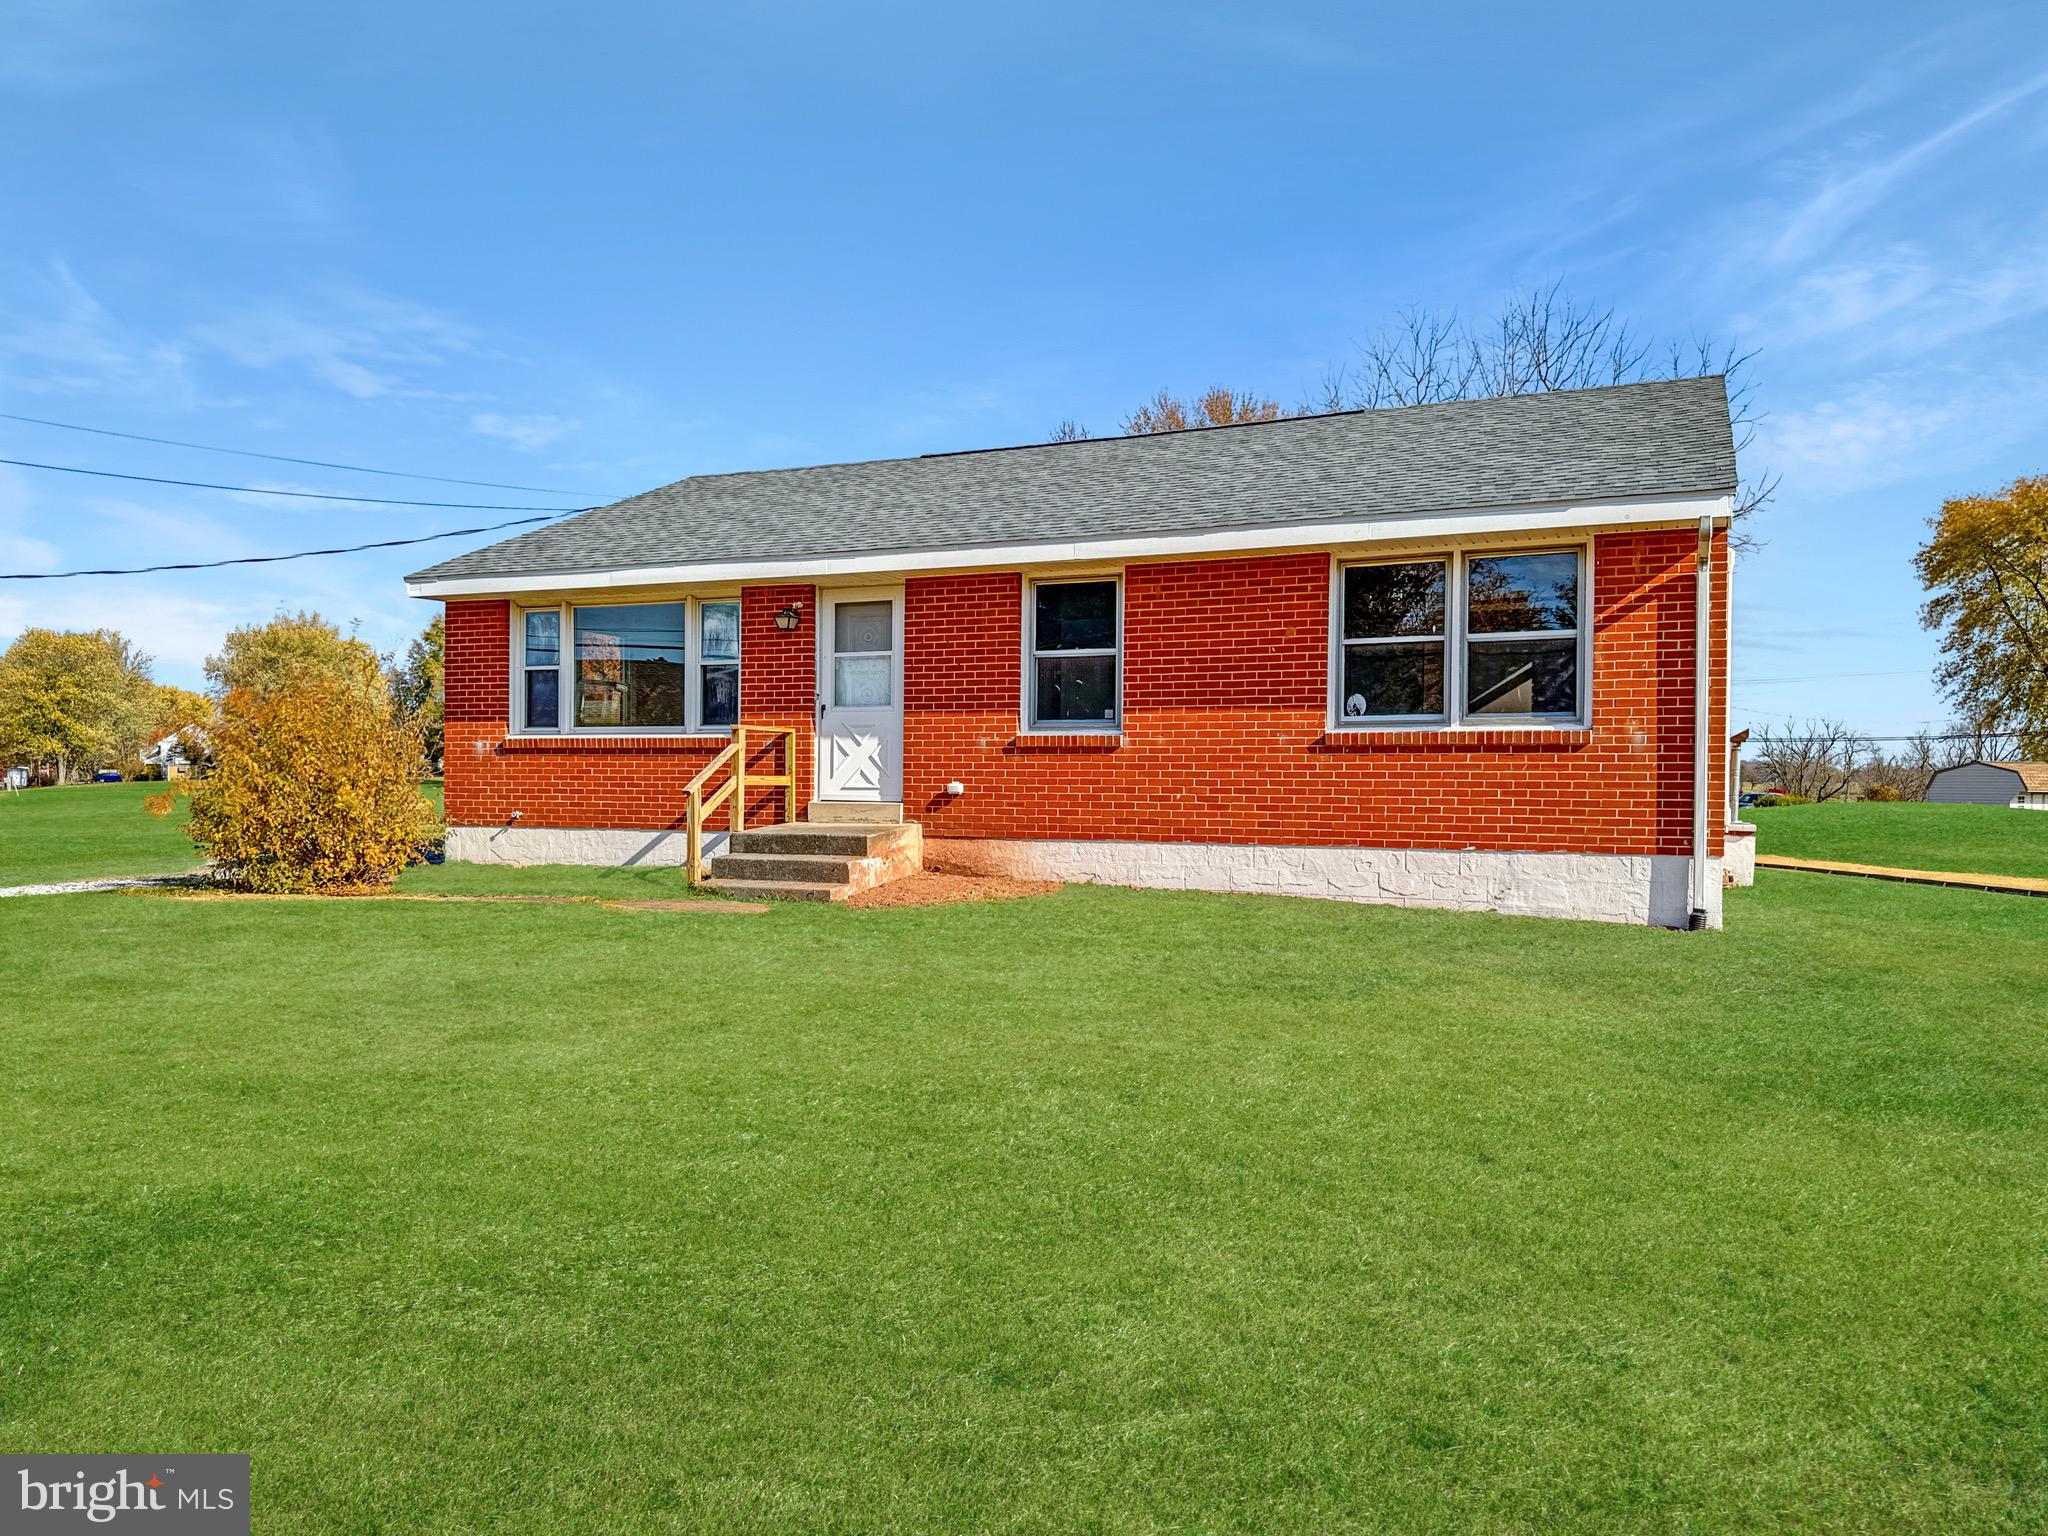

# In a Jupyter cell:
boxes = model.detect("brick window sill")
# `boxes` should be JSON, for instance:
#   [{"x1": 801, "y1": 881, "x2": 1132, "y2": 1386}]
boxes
[
  {"x1": 1007, "y1": 732, "x2": 1123, "y2": 751},
  {"x1": 1316, "y1": 727, "x2": 1593, "y2": 751}
]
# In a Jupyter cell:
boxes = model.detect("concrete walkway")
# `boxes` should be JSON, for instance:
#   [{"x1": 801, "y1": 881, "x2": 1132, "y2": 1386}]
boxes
[
  {"x1": 0, "y1": 872, "x2": 206, "y2": 899},
  {"x1": 1757, "y1": 854, "x2": 2048, "y2": 899}
]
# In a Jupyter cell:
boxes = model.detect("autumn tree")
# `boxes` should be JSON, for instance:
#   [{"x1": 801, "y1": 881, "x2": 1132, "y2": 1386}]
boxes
[
  {"x1": 181, "y1": 677, "x2": 439, "y2": 893},
  {"x1": 1915, "y1": 473, "x2": 2048, "y2": 757},
  {"x1": 205, "y1": 610, "x2": 386, "y2": 706},
  {"x1": 1121, "y1": 386, "x2": 1284, "y2": 435},
  {"x1": 388, "y1": 614, "x2": 445, "y2": 769},
  {"x1": 0, "y1": 628, "x2": 154, "y2": 782}
]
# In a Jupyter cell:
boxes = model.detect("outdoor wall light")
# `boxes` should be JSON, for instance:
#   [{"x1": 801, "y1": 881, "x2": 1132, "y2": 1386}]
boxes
[{"x1": 775, "y1": 603, "x2": 804, "y2": 631}]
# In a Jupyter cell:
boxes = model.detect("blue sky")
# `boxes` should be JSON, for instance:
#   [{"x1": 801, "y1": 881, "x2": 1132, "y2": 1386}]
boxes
[{"x1": 1, "y1": 1, "x2": 2044, "y2": 737}]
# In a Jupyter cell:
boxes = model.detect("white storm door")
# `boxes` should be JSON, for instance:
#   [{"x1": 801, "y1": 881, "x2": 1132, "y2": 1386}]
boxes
[{"x1": 816, "y1": 590, "x2": 903, "y2": 802}]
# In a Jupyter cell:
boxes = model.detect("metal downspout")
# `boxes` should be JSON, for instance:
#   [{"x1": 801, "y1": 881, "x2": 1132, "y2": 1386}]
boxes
[{"x1": 1689, "y1": 514, "x2": 1714, "y2": 929}]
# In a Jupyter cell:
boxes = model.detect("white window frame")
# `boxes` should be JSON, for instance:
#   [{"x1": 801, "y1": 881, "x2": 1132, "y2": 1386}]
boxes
[
  {"x1": 1024, "y1": 575, "x2": 1122, "y2": 733},
  {"x1": 509, "y1": 596, "x2": 741, "y2": 736},
  {"x1": 1328, "y1": 543, "x2": 1591, "y2": 731},
  {"x1": 1332, "y1": 557, "x2": 1451, "y2": 727}
]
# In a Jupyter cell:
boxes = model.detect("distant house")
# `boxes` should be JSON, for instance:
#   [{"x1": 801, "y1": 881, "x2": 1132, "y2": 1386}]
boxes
[
  {"x1": 140, "y1": 726, "x2": 205, "y2": 779},
  {"x1": 407, "y1": 377, "x2": 1738, "y2": 928},
  {"x1": 1927, "y1": 760, "x2": 2048, "y2": 810}
]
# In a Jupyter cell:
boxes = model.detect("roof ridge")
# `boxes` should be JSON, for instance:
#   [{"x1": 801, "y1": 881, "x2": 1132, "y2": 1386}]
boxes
[
  {"x1": 638, "y1": 375, "x2": 1732, "y2": 495},
  {"x1": 920, "y1": 374, "x2": 1729, "y2": 463}
]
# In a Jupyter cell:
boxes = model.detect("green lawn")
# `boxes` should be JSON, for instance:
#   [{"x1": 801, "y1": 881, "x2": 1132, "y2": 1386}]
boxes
[
  {"x1": 3, "y1": 871, "x2": 2045, "y2": 1531},
  {"x1": 0, "y1": 778, "x2": 444, "y2": 887},
  {"x1": 1751, "y1": 800, "x2": 2048, "y2": 879},
  {"x1": 0, "y1": 779, "x2": 204, "y2": 885}
]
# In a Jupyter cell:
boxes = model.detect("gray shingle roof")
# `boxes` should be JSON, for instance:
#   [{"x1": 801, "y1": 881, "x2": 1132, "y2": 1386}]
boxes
[{"x1": 410, "y1": 376, "x2": 1735, "y2": 584}]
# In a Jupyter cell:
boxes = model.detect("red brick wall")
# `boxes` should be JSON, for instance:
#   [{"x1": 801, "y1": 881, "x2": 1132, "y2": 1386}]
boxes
[
  {"x1": 441, "y1": 586, "x2": 816, "y2": 833},
  {"x1": 440, "y1": 529, "x2": 1728, "y2": 858},
  {"x1": 902, "y1": 529, "x2": 1727, "y2": 858}
]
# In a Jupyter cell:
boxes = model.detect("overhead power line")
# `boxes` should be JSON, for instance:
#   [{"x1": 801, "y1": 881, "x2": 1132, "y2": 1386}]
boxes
[
  {"x1": 0, "y1": 455, "x2": 593, "y2": 511},
  {"x1": 0, "y1": 512, "x2": 567, "y2": 580},
  {"x1": 0, "y1": 410, "x2": 610, "y2": 498},
  {"x1": 1731, "y1": 668, "x2": 1924, "y2": 685}
]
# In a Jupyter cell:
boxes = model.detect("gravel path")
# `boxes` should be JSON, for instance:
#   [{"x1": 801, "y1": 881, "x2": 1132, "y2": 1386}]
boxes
[{"x1": 0, "y1": 873, "x2": 207, "y2": 899}]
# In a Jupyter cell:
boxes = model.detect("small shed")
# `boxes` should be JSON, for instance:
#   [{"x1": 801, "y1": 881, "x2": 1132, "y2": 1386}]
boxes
[{"x1": 1926, "y1": 760, "x2": 2048, "y2": 810}]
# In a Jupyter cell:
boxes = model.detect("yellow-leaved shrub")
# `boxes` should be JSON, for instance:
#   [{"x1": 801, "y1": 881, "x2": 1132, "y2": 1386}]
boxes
[{"x1": 185, "y1": 679, "x2": 440, "y2": 893}]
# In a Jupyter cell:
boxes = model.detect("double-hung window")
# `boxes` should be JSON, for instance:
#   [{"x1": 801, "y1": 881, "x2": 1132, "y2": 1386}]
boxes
[
  {"x1": 1029, "y1": 579, "x2": 1119, "y2": 729},
  {"x1": 521, "y1": 610, "x2": 562, "y2": 730},
  {"x1": 1339, "y1": 561, "x2": 1447, "y2": 722},
  {"x1": 1335, "y1": 548, "x2": 1584, "y2": 726},
  {"x1": 516, "y1": 598, "x2": 740, "y2": 733},
  {"x1": 1463, "y1": 552, "x2": 1580, "y2": 717},
  {"x1": 697, "y1": 601, "x2": 740, "y2": 727}
]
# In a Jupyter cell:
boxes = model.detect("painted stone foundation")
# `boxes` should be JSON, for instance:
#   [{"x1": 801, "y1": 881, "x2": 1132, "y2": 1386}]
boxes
[
  {"x1": 929, "y1": 837, "x2": 1720, "y2": 929},
  {"x1": 446, "y1": 823, "x2": 1723, "y2": 928},
  {"x1": 445, "y1": 824, "x2": 726, "y2": 867},
  {"x1": 1724, "y1": 822, "x2": 1756, "y2": 887}
]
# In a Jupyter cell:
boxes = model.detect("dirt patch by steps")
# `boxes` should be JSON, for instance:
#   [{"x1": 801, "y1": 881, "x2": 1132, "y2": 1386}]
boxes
[{"x1": 845, "y1": 863, "x2": 1059, "y2": 909}]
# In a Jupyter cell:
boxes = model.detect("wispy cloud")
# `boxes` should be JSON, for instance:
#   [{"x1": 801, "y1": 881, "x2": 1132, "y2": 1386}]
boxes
[
  {"x1": 1753, "y1": 367, "x2": 2046, "y2": 499},
  {"x1": 0, "y1": 260, "x2": 193, "y2": 400},
  {"x1": 188, "y1": 286, "x2": 485, "y2": 400},
  {"x1": 470, "y1": 412, "x2": 580, "y2": 452},
  {"x1": 1769, "y1": 66, "x2": 2048, "y2": 264}
]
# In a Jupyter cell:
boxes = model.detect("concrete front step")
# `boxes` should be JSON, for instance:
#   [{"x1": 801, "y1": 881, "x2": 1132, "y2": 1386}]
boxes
[
  {"x1": 703, "y1": 877, "x2": 851, "y2": 903},
  {"x1": 706, "y1": 819, "x2": 922, "y2": 902},
  {"x1": 731, "y1": 822, "x2": 920, "y2": 859},
  {"x1": 806, "y1": 800, "x2": 903, "y2": 824},
  {"x1": 709, "y1": 851, "x2": 865, "y2": 885}
]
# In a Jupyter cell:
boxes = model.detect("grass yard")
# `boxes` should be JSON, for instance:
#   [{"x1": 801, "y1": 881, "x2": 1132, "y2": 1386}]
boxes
[
  {"x1": 0, "y1": 778, "x2": 445, "y2": 887},
  {"x1": 1751, "y1": 800, "x2": 2048, "y2": 879},
  {"x1": 0, "y1": 780, "x2": 203, "y2": 886},
  {"x1": 3, "y1": 870, "x2": 2045, "y2": 1531}
]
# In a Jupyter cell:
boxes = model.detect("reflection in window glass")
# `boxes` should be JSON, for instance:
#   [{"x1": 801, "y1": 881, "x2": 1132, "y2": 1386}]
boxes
[
  {"x1": 1343, "y1": 562, "x2": 1445, "y2": 639},
  {"x1": 1031, "y1": 582, "x2": 1118, "y2": 727},
  {"x1": 1341, "y1": 642, "x2": 1444, "y2": 719},
  {"x1": 1340, "y1": 560, "x2": 1447, "y2": 720},
  {"x1": 1466, "y1": 553, "x2": 1578, "y2": 634},
  {"x1": 1467, "y1": 636, "x2": 1578, "y2": 716},
  {"x1": 574, "y1": 603, "x2": 685, "y2": 728},
  {"x1": 524, "y1": 667, "x2": 559, "y2": 731},
  {"x1": 700, "y1": 602, "x2": 740, "y2": 662},
  {"x1": 1035, "y1": 582, "x2": 1116, "y2": 652}
]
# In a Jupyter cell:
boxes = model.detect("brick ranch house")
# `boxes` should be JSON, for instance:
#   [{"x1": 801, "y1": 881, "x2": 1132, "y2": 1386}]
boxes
[{"x1": 408, "y1": 377, "x2": 1736, "y2": 927}]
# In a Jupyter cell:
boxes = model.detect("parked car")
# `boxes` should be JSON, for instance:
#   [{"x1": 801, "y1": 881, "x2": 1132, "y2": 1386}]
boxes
[{"x1": 94, "y1": 770, "x2": 124, "y2": 783}]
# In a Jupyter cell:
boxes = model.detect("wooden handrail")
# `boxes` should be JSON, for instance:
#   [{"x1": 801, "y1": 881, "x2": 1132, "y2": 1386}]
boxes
[{"x1": 682, "y1": 725, "x2": 798, "y2": 883}]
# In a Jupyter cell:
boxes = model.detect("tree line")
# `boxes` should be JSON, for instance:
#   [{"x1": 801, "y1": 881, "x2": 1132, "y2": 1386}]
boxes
[{"x1": 0, "y1": 610, "x2": 443, "y2": 784}]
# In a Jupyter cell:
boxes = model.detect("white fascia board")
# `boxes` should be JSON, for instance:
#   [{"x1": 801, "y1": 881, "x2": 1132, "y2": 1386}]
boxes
[{"x1": 405, "y1": 491, "x2": 1734, "y2": 599}]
